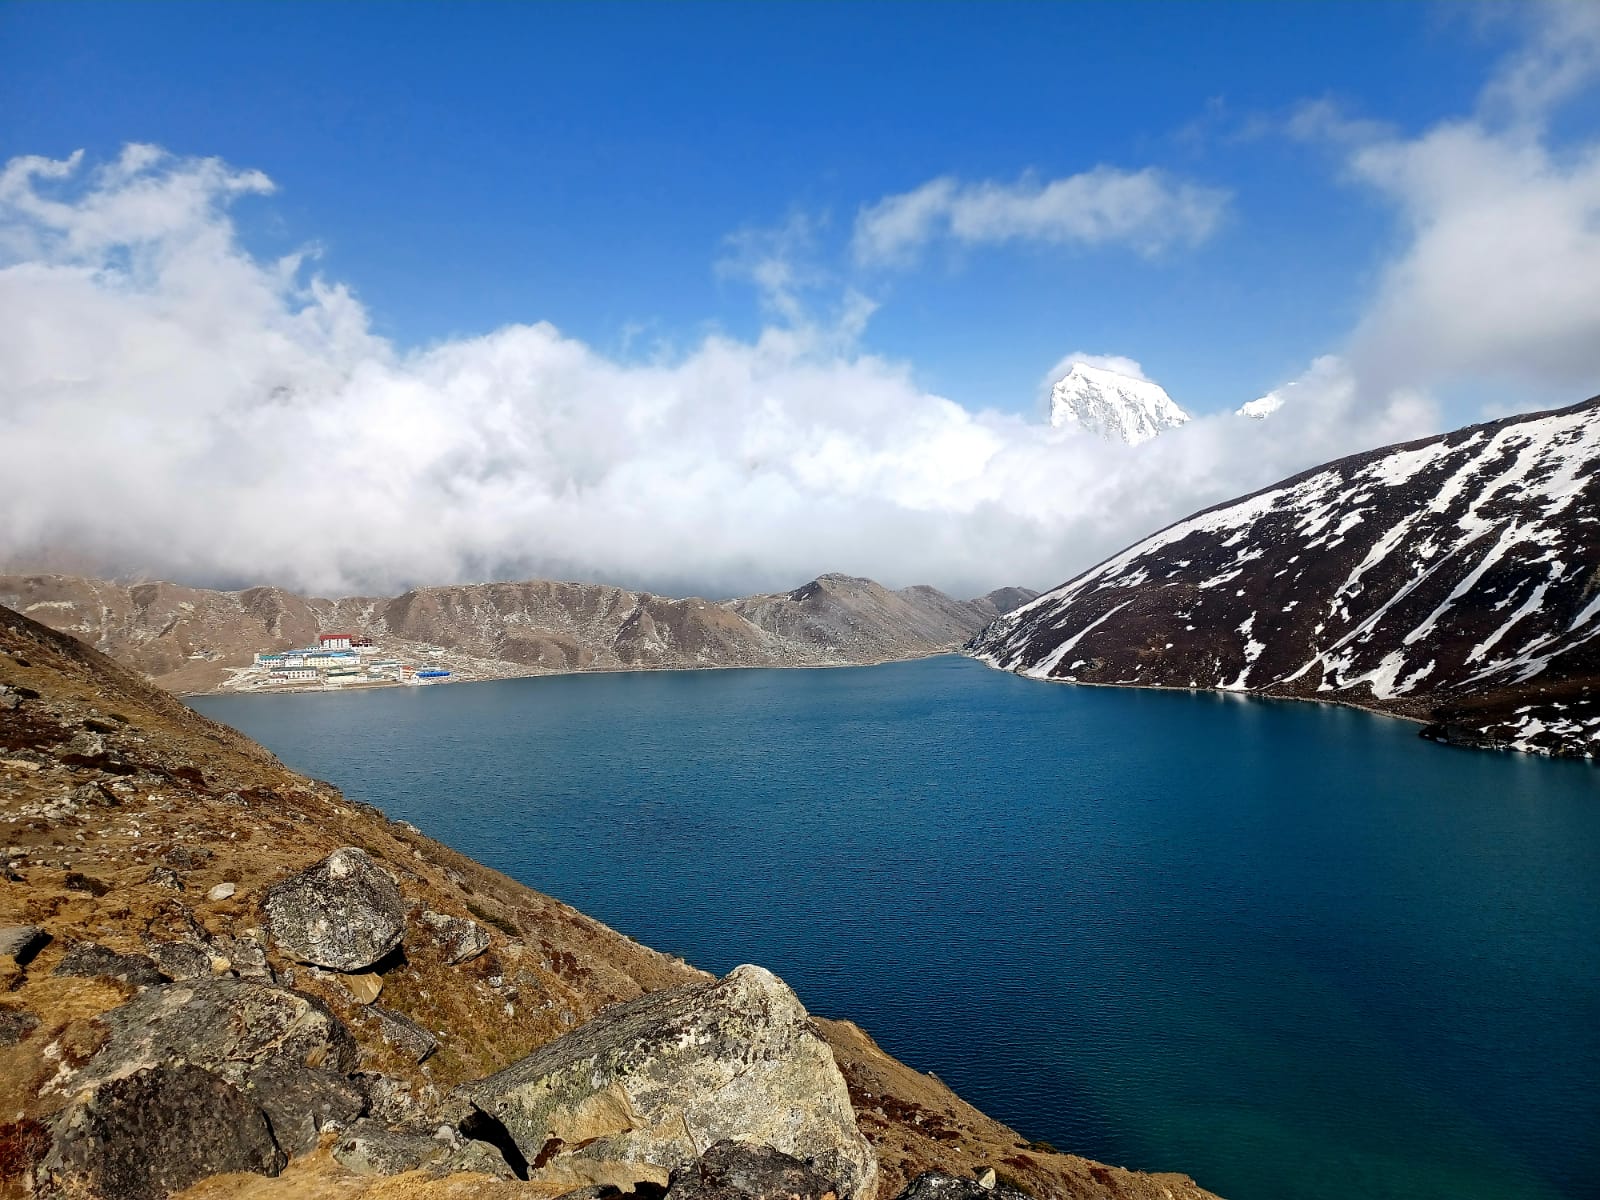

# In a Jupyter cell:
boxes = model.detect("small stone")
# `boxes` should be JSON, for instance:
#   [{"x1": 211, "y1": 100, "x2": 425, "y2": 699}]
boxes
[
  {"x1": 63, "y1": 871, "x2": 111, "y2": 897},
  {"x1": 418, "y1": 909, "x2": 490, "y2": 964},
  {"x1": 0, "y1": 924, "x2": 50, "y2": 965},
  {"x1": 343, "y1": 972, "x2": 384, "y2": 1005},
  {"x1": 206, "y1": 882, "x2": 236, "y2": 902},
  {"x1": 977, "y1": 1168, "x2": 997, "y2": 1190},
  {"x1": 147, "y1": 866, "x2": 185, "y2": 891}
]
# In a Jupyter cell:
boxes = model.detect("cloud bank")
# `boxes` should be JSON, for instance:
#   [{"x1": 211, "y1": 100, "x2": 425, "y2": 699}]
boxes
[
  {"x1": 4, "y1": 9, "x2": 1596, "y2": 602},
  {"x1": 0, "y1": 146, "x2": 1431, "y2": 600}
]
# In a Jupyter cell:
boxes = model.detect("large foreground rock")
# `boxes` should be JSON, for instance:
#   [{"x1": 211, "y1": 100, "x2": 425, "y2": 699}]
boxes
[
  {"x1": 42, "y1": 1063, "x2": 285, "y2": 1199},
  {"x1": 461, "y1": 965, "x2": 876, "y2": 1199},
  {"x1": 263, "y1": 846, "x2": 406, "y2": 971}
]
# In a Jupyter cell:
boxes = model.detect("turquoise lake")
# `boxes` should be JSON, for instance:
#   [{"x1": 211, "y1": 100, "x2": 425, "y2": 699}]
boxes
[{"x1": 191, "y1": 654, "x2": 1600, "y2": 1200}]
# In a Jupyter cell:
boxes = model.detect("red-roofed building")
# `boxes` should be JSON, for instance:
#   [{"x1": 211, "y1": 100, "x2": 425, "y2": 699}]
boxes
[{"x1": 318, "y1": 633, "x2": 353, "y2": 651}]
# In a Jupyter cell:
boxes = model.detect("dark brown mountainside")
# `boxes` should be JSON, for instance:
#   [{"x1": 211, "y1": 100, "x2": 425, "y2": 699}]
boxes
[
  {"x1": 0, "y1": 603, "x2": 1216, "y2": 1200},
  {"x1": 970, "y1": 394, "x2": 1600, "y2": 758},
  {"x1": 0, "y1": 575, "x2": 1038, "y2": 696}
]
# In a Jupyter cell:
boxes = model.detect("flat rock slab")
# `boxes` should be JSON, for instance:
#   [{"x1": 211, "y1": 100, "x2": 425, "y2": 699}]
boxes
[
  {"x1": 72, "y1": 978, "x2": 356, "y2": 1092},
  {"x1": 461, "y1": 964, "x2": 875, "y2": 1200},
  {"x1": 264, "y1": 847, "x2": 405, "y2": 972},
  {"x1": 331, "y1": 1118, "x2": 513, "y2": 1179},
  {"x1": 43, "y1": 1063, "x2": 285, "y2": 1199}
]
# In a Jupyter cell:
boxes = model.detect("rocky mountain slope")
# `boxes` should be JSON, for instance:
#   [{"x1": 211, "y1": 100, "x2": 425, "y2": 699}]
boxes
[
  {"x1": 971, "y1": 394, "x2": 1600, "y2": 758},
  {"x1": 0, "y1": 575, "x2": 1038, "y2": 696},
  {"x1": 1048, "y1": 362, "x2": 1190, "y2": 445},
  {"x1": 0, "y1": 603, "x2": 1219, "y2": 1199}
]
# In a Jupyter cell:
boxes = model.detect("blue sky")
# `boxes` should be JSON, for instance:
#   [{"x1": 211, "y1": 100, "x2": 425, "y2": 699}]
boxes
[
  {"x1": 0, "y1": 1, "x2": 1520, "y2": 414},
  {"x1": 2, "y1": 2, "x2": 1599, "y2": 595}
]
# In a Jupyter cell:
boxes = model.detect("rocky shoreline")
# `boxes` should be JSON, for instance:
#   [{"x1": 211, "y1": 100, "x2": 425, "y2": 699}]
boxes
[{"x1": 0, "y1": 602, "x2": 1218, "y2": 1199}]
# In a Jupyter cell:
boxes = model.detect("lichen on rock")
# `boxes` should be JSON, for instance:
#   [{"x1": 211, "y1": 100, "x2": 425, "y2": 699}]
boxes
[{"x1": 262, "y1": 846, "x2": 406, "y2": 972}]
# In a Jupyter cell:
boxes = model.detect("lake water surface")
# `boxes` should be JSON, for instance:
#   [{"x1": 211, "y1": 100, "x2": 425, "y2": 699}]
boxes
[{"x1": 192, "y1": 655, "x2": 1599, "y2": 1200}]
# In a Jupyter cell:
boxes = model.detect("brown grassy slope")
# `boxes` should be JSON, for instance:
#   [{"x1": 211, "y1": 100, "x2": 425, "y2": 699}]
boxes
[{"x1": 0, "y1": 604, "x2": 1219, "y2": 1200}]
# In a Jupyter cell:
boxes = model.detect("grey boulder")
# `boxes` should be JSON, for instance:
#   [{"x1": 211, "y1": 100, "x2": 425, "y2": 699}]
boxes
[
  {"x1": 263, "y1": 847, "x2": 405, "y2": 972},
  {"x1": 43, "y1": 1063, "x2": 285, "y2": 1199},
  {"x1": 667, "y1": 1139, "x2": 843, "y2": 1200},
  {"x1": 70, "y1": 978, "x2": 356, "y2": 1092},
  {"x1": 461, "y1": 964, "x2": 876, "y2": 1199},
  {"x1": 418, "y1": 909, "x2": 490, "y2": 964},
  {"x1": 245, "y1": 1059, "x2": 368, "y2": 1157}
]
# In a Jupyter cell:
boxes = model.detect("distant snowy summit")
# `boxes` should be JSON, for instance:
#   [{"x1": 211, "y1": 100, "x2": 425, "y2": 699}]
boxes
[{"x1": 1048, "y1": 362, "x2": 1191, "y2": 445}]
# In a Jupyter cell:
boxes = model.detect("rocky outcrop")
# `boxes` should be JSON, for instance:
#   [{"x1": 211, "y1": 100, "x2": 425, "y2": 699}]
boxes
[
  {"x1": 971, "y1": 393, "x2": 1600, "y2": 758},
  {"x1": 66, "y1": 978, "x2": 357, "y2": 1092},
  {"x1": 0, "y1": 571, "x2": 1040, "y2": 694},
  {"x1": 263, "y1": 847, "x2": 406, "y2": 972},
  {"x1": 462, "y1": 965, "x2": 877, "y2": 1199}
]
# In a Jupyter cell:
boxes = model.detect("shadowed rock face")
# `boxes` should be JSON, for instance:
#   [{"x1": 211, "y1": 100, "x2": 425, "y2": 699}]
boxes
[
  {"x1": 971, "y1": 393, "x2": 1600, "y2": 758},
  {"x1": 263, "y1": 847, "x2": 406, "y2": 972},
  {"x1": 665, "y1": 1139, "x2": 843, "y2": 1200},
  {"x1": 463, "y1": 965, "x2": 877, "y2": 1200}
]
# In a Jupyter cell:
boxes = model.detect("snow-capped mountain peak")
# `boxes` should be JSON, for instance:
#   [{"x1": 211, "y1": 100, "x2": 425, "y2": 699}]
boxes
[
  {"x1": 1236, "y1": 390, "x2": 1285, "y2": 419},
  {"x1": 1048, "y1": 361, "x2": 1190, "y2": 445}
]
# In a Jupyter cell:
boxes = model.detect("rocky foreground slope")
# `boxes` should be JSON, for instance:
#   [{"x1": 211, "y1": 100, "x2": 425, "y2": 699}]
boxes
[
  {"x1": 971, "y1": 394, "x2": 1600, "y2": 758},
  {"x1": 0, "y1": 603, "x2": 1217, "y2": 1200},
  {"x1": 0, "y1": 575, "x2": 1036, "y2": 696}
]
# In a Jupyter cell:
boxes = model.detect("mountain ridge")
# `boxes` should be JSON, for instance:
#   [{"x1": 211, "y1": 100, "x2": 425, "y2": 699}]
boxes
[
  {"x1": 0, "y1": 573, "x2": 1039, "y2": 696},
  {"x1": 971, "y1": 393, "x2": 1600, "y2": 758}
]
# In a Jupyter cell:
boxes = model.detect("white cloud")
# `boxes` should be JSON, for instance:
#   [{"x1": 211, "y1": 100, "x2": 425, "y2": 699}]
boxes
[
  {"x1": 1291, "y1": 3, "x2": 1600, "y2": 404},
  {"x1": 0, "y1": 147, "x2": 1425, "y2": 600},
  {"x1": 852, "y1": 168, "x2": 1229, "y2": 266}
]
